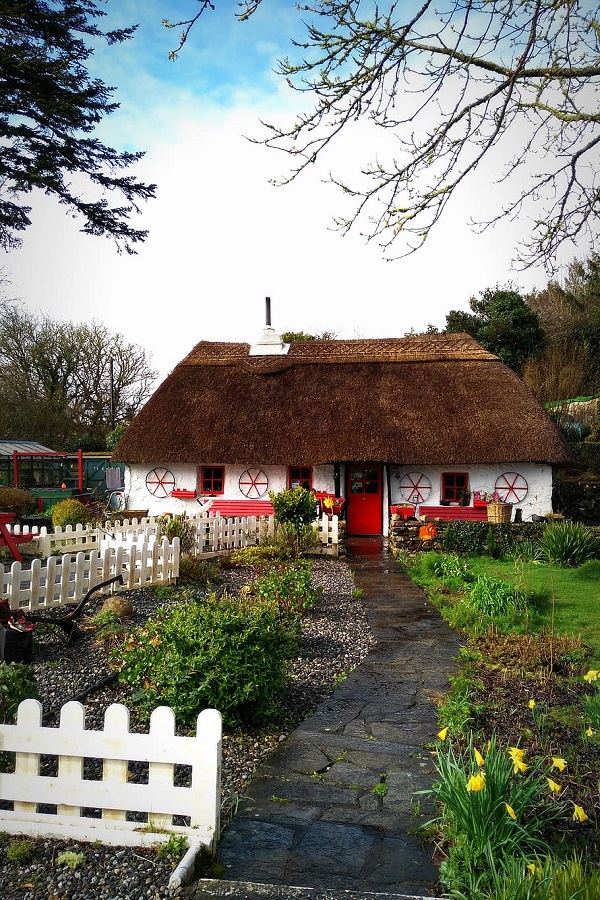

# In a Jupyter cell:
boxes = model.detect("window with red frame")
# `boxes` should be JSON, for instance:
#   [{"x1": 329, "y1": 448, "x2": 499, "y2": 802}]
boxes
[
  {"x1": 441, "y1": 472, "x2": 469, "y2": 502},
  {"x1": 199, "y1": 466, "x2": 224, "y2": 495},
  {"x1": 288, "y1": 466, "x2": 312, "y2": 490}
]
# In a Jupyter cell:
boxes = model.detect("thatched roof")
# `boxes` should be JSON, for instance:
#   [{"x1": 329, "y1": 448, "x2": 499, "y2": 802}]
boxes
[{"x1": 113, "y1": 334, "x2": 569, "y2": 466}]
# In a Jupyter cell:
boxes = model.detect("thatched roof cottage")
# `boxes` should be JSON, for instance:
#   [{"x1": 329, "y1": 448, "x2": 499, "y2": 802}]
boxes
[{"x1": 112, "y1": 331, "x2": 569, "y2": 534}]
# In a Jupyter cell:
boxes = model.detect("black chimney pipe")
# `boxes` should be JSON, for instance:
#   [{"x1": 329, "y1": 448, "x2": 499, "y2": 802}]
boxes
[{"x1": 265, "y1": 296, "x2": 271, "y2": 327}]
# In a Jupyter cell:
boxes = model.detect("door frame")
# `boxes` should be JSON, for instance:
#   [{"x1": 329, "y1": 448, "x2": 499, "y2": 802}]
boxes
[{"x1": 345, "y1": 462, "x2": 384, "y2": 536}]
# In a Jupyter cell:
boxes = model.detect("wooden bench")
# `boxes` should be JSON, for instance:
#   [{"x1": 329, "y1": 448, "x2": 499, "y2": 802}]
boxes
[
  {"x1": 208, "y1": 500, "x2": 274, "y2": 518},
  {"x1": 420, "y1": 505, "x2": 489, "y2": 522}
]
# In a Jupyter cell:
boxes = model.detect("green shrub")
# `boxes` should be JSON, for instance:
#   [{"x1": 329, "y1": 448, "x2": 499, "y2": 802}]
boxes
[
  {"x1": 51, "y1": 499, "x2": 93, "y2": 528},
  {"x1": 0, "y1": 661, "x2": 39, "y2": 725},
  {"x1": 228, "y1": 544, "x2": 290, "y2": 567},
  {"x1": 466, "y1": 576, "x2": 526, "y2": 618},
  {"x1": 113, "y1": 593, "x2": 300, "y2": 727},
  {"x1": 250, "y1": 560, "x2": 321, "y2": 615},
  {"x1": 539, "y1": 521, "x2": 600, "y2": 567},
  {"x1": 177, "y1": 556, "x2": 224, "y2": 587},
  {"x1": 7, "y1": 839, "x2": 35, "y2": 864},
  {"x1": 0, "y1": 487, "x2": 36, "y2": 518},
  {"x1": 575, "y1": 559, "x2": 600, "y2": 580},
  {"x1": 156, "y1": 514, "x2": 196, "y2": 556},
  {"x1": 269, "y1": 488, "x2": 318, "y2": 557}
]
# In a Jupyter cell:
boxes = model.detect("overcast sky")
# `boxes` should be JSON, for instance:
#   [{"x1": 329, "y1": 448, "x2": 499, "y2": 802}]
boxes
[{"x1": 3, "y1": 0, "x2": 585, "y2": 381}]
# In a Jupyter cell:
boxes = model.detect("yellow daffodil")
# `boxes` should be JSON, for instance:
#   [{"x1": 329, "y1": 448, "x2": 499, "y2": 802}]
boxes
[
  {"x1": 527, "y1": 863, "x2": 541, "y2": 876},
  {"x1": 586, "y1": 726, "x2": 595, "y2": 737},
  {"x1": 504, "y1": 802, "x2": 517, "y2": 820},
  {"x1": 437, "y1": 727, "x2": 449, "y2": 741},
  {"x1": 508, "y1": 746, "x2": 525, "y2": 762},
  {"x1": 583, "y1": 670, "x2": 599, "y2": 683},
  {"x1": 528, "y1": 698, "x2": 536, "y2": 710},
  {"x1": 547, "y1": 777, "x2": 562, "y2": 794},
  {"x1": 466, "y1": 772, "x2": 486, "y2": 792},
  {"x1": 572, "y1": 804, "x2": 589, "y2": 823},
  {"x1": 474, "y1": 748, "x2": 485, "y2": 767},
  {"x1": 513, "y1": 758, "x2": 528, "y2": 775},
  {"x1": 551, "y1": 757, "x2": 567, "y2": 772}
]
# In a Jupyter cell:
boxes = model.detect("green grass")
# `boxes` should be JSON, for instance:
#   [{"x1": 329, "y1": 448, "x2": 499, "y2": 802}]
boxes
[{"x1": 466, "y1": 557, "x2": 600, "y2": 667}]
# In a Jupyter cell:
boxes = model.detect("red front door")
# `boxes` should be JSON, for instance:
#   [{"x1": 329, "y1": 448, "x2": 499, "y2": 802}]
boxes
[{"x1": 346, "y1": 464, "x2": 383, "y2": 535}]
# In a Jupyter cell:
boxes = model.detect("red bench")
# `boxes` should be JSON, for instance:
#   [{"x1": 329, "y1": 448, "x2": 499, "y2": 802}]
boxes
[
  {"x1": 0, "y1": 512, "x2": 36, "y2": 562},
  {"x1": 420, "y1": 505, "x2": 489, "y2": 522},
  {"x1": 207, "y1": 500, "x2": 274, "y2": 518}
]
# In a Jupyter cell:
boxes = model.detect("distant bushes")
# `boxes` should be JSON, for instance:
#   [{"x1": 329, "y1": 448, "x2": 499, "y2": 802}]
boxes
[{"x1": 0, "y1": 487, "x2": 36, "y2": 518}]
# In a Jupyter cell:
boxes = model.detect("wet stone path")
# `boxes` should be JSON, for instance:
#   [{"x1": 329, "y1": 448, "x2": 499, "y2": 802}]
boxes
[{"x1": 189, "y1": 547, "x2": 461, "y2": 899}]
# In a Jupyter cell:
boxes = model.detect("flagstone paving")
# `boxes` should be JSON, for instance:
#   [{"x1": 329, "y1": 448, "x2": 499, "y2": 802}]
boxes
[{"x1": 188, "y1": 541, "x2": 461, "y2": 899}]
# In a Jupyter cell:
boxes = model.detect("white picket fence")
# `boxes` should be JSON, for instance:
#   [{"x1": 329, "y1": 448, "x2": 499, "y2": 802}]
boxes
[
  {"x1": 0, "y1": 699, "x2": 221, "y2": 850},
  {"x1": 2, "y1": 538, "x2": 180, "y2": 613},
  {"x1": 101, "y1": 512, "x2": 341, "y2": 557},
  {"x1": 6, "y1": 512, "x2": 340, "y2": 558}
]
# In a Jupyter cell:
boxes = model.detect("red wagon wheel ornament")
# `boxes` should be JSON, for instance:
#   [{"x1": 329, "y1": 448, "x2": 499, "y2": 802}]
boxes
[
  {"x1": 494, "y1": 472, "x2": 529, "y2": 504},
  {"x1": 145, "y1": 467, "x2": 176, "y2": 498},
  {"x1": 239, "y1": 468, "x2": 269, "y2": 499},
  {"x1": 399, "y1": 472, "x2": 432, "y2": 504}
]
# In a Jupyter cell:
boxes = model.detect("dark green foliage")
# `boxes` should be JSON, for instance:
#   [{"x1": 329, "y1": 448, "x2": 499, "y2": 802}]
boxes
[
  {"x1": 443, "y1": 522, "x2": 544, "y2": 559},
  {"x1": 0, "y1": 661, "x2": 39, "y2": 725},
  {"x1": 113, "y1": 593, "x2": 301, "y2": 727},
  {"x1": 105, "y1": 425, "x2": 128, "y2": 451},
  {"x1": 0, "y1": 0, "x2": 156, "y2": 252},
  {"x1": 0, "y1": 487, "x2": 35, "y2": 517},
  {"x1": 445, "y1": 288, "x2": 545, "y2": 374},
  {"x1": 540, "y1": 521, "x2": 600, "y2": 567},
  {"x1": 51, "y1": 499, "x2": 93, "y2": 528}
]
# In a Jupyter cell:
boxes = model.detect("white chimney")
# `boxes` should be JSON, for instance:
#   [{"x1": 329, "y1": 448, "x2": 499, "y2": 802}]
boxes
[{"x1": 249, "y1": 296, "x2": 290, "y2": 355}]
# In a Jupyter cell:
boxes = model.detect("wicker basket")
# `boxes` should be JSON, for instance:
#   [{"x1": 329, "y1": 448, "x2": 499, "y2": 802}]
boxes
[{"x1": 487, "y1": 502, "x2": 512, "y2": 524}]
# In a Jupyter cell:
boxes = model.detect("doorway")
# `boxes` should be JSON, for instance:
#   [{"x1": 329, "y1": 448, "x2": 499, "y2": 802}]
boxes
[{"x1": 346, "y1": 464, "x2": 383, "y2": 535}]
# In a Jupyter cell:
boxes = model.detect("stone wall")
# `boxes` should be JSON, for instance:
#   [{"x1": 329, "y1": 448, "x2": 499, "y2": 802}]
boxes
[{"x1": 388, "y1": 517, "x2": 546, "y2": 558}]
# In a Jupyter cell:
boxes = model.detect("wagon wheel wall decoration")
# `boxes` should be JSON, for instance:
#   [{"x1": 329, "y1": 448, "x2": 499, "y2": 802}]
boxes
[
  {"x1": 399, "y1": 472, "x2": 432, "y2": 504},
  {"x1": 238, "y1": 468, "x2": 269, "y2": 499},
  {"x1": 494, "y1": 472, "x2": 529, "y2": 504},
  {"x1": 145, "y1": 467, "x2": 176, "y2": 498}
]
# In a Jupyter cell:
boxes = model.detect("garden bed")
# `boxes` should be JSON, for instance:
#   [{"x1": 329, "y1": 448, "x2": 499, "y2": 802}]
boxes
[{"x1": 0, "y1": 559, "x2": 374, "y2": 899}]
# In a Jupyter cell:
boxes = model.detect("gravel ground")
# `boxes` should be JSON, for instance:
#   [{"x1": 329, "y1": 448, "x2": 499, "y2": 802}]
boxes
[{"x1": 0, "y1": 559, "x2": 375, "y2": 899}]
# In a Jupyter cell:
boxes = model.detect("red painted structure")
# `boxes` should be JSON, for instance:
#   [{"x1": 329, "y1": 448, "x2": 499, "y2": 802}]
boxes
[
  {"x1": 419, "y1": 505, "x2": 489, "y2": 521},
  {"x1": 0, "y1": 512, "x2": 35, "y2": 563}
]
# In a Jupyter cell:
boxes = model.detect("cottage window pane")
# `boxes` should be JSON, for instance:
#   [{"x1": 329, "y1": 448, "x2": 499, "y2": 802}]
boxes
[
  {"x1": 288, "y1": 466, "x2": 312, "y2": 490},
  {"x1": 200, "y1": 466, "x2": 224, "y2": 494}
]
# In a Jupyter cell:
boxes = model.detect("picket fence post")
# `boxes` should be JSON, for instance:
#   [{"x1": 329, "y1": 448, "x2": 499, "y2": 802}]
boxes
[{"x1": 0, "y1": 699, "x2": 222, "y2": 849}]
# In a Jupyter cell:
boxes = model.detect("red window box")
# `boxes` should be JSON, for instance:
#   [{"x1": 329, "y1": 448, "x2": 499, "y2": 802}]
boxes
[
  {"x1": 390, "y1": 504, "x2": 416, "y2": 519},
  {"x1": 171, "y1": 489, "x2": 197, "y2": 499},
  {"x1": 473, "y1": 499, "x2": 488, "y2": 508}
]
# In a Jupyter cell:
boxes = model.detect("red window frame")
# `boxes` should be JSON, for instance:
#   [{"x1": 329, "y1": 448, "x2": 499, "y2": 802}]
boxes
[
  {"x1": 441, "y1": 472, "x2": 469, "y2": 502},
  {"x1": 199, "y1": 466, "x2": 225, "y2": 495},
  {"x1": 287, "y1": 466, "x2": 312, "y2": 490}
]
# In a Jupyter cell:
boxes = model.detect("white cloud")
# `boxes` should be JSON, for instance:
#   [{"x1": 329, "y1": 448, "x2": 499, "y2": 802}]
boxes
[{"x1": 4, "y1": 6, "x2": 581, "y2": 383}]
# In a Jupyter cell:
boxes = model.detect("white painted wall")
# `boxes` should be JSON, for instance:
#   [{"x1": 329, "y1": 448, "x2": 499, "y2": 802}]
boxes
[
  {"x1": 124, "y1": 461, "x2": 555, "y2": 522},
  {"x1": 124, "y1": 463, "x2": 336, "y2": 516},
  {"x1": 390, "y1": 464, "x2": 554, "y2": 520}
]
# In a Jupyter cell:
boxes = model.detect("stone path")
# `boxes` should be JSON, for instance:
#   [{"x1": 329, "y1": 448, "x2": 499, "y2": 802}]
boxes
[{"x1": 188, "y1": 544, "x2": 461, "y2": 899}]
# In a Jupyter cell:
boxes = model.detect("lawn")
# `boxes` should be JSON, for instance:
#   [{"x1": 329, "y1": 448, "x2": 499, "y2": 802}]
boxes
[
  {"x1": 467, "y1": 556, "x2": 600, "y2": 667},
  {"x1": 408, "y1": 546, "x2": 600, "y2": 898}
]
